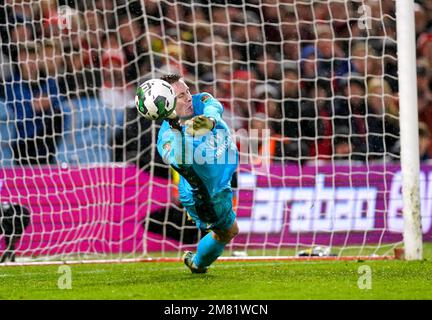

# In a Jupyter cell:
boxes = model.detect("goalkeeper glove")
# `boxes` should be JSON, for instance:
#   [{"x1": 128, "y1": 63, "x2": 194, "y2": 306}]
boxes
[
  {"x1": 185, "y1": 115, "x2": 215, "y2": 136},
  {"x1": 168, "y1": 118, "x2": 182, "y2": 131}
]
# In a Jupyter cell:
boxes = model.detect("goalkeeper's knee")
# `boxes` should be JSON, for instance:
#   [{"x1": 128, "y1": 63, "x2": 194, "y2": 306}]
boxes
[{"x1": 213, "y1": 220, "x2": 239, "y2": 244}]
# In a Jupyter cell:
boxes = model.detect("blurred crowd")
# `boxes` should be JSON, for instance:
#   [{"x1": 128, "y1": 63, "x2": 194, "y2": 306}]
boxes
[{"x1": 0, "y1": 0, "x2": 432, "y2": 177}]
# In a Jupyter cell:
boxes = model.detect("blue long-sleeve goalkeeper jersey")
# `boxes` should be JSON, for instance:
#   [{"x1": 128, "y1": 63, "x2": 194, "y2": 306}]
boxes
[{"x1": 157, "y1": 92, "x2": 238, "y2": 208}]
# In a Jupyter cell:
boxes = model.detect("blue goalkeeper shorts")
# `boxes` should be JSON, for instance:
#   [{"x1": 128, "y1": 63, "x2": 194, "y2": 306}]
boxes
[{"x1": 183, "y1": 189, "x2": 236, "y2": 231}]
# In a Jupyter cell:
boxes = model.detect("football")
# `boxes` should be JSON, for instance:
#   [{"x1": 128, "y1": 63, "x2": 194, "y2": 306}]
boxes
[{"x1": 135, "y1": 79, "x2": 177, "y2": 120}]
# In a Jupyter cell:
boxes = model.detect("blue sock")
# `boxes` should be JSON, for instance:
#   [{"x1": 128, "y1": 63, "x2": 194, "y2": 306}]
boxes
[{"x1": 193, "y1": 232, "x2": 226, "y2": 268}]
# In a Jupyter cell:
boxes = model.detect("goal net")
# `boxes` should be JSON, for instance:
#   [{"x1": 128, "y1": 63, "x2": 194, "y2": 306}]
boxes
[{"x1": 0, "y1": 0, "x2": 430, "y2": 263}]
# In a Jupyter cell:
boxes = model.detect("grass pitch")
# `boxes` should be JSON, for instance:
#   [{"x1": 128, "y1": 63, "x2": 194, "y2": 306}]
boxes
[{"x1": 1, "y1": 255, "x2": 432, "y2": 300}]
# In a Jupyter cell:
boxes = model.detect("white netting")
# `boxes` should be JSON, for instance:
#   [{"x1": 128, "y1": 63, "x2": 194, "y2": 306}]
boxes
[{"x1": 0, "y1": 0, "x2": 431, "y2": 263}]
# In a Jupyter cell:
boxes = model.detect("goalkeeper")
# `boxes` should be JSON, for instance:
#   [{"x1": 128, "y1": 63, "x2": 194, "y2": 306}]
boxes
[{"x1": 156, "y1": 74, "x2": 239, "y2": 273}]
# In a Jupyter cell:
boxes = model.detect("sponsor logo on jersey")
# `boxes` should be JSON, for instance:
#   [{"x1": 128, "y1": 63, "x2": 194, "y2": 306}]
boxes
[
  {"x1": 163, "y1": 142, "x2": 172, "y2": 152},
  {"x1": 201, "y1": 94, "x2": 211, "y2": 103}
]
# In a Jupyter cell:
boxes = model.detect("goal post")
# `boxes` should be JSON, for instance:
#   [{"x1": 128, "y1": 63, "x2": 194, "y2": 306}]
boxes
[
  {"x1": 0, "y1": 0, "x2": 430, "y2": 264},
  {"x1": 396, "y1": 0, "x2": 423, "y2": 261}
]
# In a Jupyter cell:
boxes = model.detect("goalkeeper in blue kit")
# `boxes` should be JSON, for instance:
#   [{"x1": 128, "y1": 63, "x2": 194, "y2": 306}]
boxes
[{"x1": 156, "y1": 74, "x2": 239, "y2": 273}]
